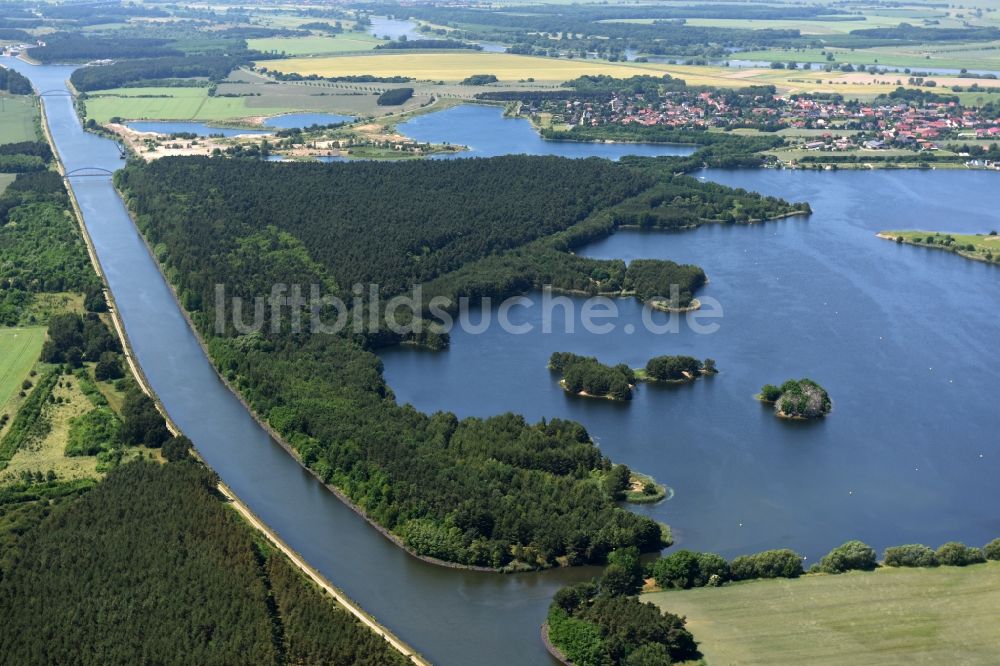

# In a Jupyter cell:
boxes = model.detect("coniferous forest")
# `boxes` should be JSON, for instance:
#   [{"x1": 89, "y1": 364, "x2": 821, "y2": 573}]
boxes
[
  {"x1": 115, "y1": 155, "x2": 803, "y2": 569},
  {"x1": 0, "y1": 460, "x2": 407, "y2": 666}
]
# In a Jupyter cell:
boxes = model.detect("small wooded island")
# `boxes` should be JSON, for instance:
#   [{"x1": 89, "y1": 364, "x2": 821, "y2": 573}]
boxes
[
  {"x1": 549, "y1": 352, "x2": 636, "y2": 401},
  {"x1": 758, "y1": 379, "x2": 832, "y2": 419},
  {"x1": 550, "y1": 353, "x2": 717, "y2": 401}
]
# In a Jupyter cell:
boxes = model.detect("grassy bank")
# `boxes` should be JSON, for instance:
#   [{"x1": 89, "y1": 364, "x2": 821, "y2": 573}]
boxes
[
  {"x1": 881, "y1": 230, "x2": 1000, "y2": 265},
  {"x1": 647, "y1": 562, "x2": 1000, "y2": 665},
  {"x1": 0, "y1": 327, "x2": 45, "y2": 412}
]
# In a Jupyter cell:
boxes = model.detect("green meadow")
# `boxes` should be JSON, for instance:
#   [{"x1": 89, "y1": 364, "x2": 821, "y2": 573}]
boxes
[{"x1": 648, "y1": 562, "x2": 1000, "y2": 665}]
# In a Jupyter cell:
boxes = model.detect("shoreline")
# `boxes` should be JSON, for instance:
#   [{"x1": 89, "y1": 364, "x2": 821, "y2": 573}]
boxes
[
  {"x1": 541, "y1": 622, "x2": 573, "y2": 666},
  {"x1": 558, "y1": 378, "x2": 631, "y2": 402},
  {"x1": 649, "y1": 297, "x2": 701, "y2": 313}
]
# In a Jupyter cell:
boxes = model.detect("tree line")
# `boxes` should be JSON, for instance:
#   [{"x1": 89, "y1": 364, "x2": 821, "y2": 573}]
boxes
[
  {"x1": 70, "y1": 54, "x2": 251, "y2": 92},
  {"x1": 29, "y1": 34, "x2": 183, "y2": 63}
]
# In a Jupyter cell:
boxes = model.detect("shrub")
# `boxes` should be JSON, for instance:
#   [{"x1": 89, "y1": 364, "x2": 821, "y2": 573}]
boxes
[
  {"x1": 730, "y1": 548, "x2": 803, "y2": 580},
  {"x1": 759, "y1": 384, "x2": 782, "y2": 402},
  {"x1": 819, "y1": 540, "x2": 877, "y2": 573},
  {"x1": 65, "y1": 407, "x2": 121, "y2": 457},
  {"x1": 936, "y1": 542, "x2": 987, "y2": 567},
  {"x1": 883, "y1": 544, "x2": 938, "y2": 567},
  {"x1": 94, "y1": 351, "x2": 124, "y2": 381},
  {"x1": 984, "y1": 538, "x2": 1000, "y2": 561},
  {"x1": 161, "y1": 435, "x2": 193, "y2": 462}
]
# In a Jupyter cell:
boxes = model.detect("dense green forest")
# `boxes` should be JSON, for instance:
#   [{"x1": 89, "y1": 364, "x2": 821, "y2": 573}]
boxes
[
  {"x1": 29, "y1": 34, "x2": 184, "y2": 63},
  {"x1": 115, "y1": 156, "x2": 801, "y2": 569},
  {"x1": 70, "y1": 54, "x2": 250, "y2": 92},
  {"x1": 0, "y1": 461, "x2": 407, "y2": 665}
]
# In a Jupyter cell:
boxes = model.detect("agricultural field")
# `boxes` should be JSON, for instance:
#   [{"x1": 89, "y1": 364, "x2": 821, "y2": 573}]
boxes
[
  {"x1": 82, "y1": 86, "x2": 294, "y2": 123},
  {"x1": 260, "y1": 52, "x2": 982, "y2": 99},
  {"x1": 649, "y1": 563, "x2": 1000, "y2": 666},
  {"x1": 0, "y1": 95, "x2": 38, "y2": 144},
  {"x1": 0, "y1": 327, "x2": 45, "y2": 415},
  {"x1": 248, "y1": 33, "x2": 385, "y2": 56},
  {"x1": 220, "y1": 69, "x2": 433, "y2": 117},
  {"x1": 735, "y1": 41, "x2": 1000, "y2": 72},
  {"x1": 261, "y1": 52, "x2": 696, "y2": 83}
]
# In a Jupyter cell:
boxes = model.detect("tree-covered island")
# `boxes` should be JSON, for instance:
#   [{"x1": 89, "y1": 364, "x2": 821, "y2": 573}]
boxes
[
  {"x1": 637, "y1": 355, "x2": 718, "y2": 383},
  {"x1": 758, "y1": 379, "x2": 832, "y2": 419},
  {"x1": 549, "y1": 352, "x2": 637, "y2": 401}
]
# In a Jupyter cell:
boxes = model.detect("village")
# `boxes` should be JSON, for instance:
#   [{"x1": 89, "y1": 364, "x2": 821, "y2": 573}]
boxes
[{"x1": 520, "y1": 85, "x2": 1000, "y2": 156}]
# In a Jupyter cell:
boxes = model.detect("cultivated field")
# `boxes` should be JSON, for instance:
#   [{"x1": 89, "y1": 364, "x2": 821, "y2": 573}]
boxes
[
  {"x1": 262, "y1": 52, "x2": 702, "y2": 83},
  {"x1": 260, "y1": 53, "x2": 972, "y2": 99},
  {"x1": 0, "y1": 95, "x2": 38, "y2": 144},
  {"x1": 0, "y1": 327, "x2": 45, "y2": 413},
  {"x1": 649, "y1": 563, "x2": 1000, "y2": 665},
  {"x1": 248, "y1": 33, "x2": 385, "y2": 56},
  {"x1": 735, "y1": 41, "x2": 1000, "y2": 72}
]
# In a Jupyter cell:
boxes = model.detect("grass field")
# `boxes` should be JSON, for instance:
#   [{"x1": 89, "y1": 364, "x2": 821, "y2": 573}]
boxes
[
  {"x1": 0, "y1": 327, "x2": 45, "y2": 414},
  {"x1": 84, "y1": 86, "x2": 295, "y2": 122},
  {"x1": 0, "y1": 173, "x2": 15, "y2": 194},
  {"x1": 649, "y1": 563, "x2": 1000, "y2": 665},
  {"x1": 248, "y1": 33, "x2": 385, "y2": 56},
  {"x1": 0, "y1": 95, "x2": 38, "y2": 144}
]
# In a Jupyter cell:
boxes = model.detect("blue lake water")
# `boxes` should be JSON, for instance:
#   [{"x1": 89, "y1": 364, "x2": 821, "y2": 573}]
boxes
[
  {"x1": 381, "y1": 168, "x2": 1000, "y2": 560},
  {"x1": 369, "y1": 16, "x2": 422, "y2": 41},
  {"x1": 264, "y1": 113, "x2": 354, "y2": 129},
  {"x1": 125, "y1": 121, "x2": 269, "y2": 137},
  {"x1": 398, "y1": 104, "x2": 696, "y2": 159}
]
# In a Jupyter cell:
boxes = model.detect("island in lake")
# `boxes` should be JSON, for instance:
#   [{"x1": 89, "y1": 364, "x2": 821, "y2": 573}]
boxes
[
  {"x1": 550, "y1": 353, "x2": 718, "y2": 401},
  {"x1": 549, "y1": 352, "x2": 636, "y2": 401},
  {"x1": 636, "y1": 355, "x2": 717, "y2": 383},
  {"x1": 758, "y1": 379, "x2": 832, "y2": 420}
]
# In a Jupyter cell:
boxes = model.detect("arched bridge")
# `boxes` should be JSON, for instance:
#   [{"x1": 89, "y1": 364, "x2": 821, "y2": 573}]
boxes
[
  {"x1": 38, "y1": 89, "x2": 74, "y2": 97},
  {"x1": 63, "y1": 167, "x2": 115, "y2": 179}
]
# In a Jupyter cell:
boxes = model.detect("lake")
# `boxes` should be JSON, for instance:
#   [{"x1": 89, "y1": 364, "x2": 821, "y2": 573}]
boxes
[
  {"x1": 398, "y1": 104, "x2": 696, "y2": 159},
  {"x1": 381, "y1": 168, "x2": 1000, "y2": 560}
]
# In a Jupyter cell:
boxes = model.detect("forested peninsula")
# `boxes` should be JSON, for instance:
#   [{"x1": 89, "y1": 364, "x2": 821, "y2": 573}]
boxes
[{"x1": 115, "y1": 155, "x2": 805, "y2": 570}]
